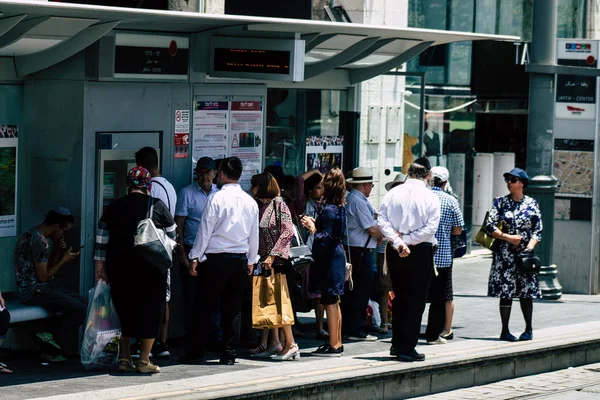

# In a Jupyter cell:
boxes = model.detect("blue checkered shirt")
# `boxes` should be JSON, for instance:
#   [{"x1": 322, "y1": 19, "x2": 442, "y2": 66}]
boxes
[{"x1": 432, "y1": 187, "x2": 464, "y2": 268}]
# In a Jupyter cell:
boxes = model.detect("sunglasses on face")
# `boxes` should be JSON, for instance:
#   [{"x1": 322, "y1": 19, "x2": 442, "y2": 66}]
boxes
[{"x1": 505, "y1": 176, "x2": 520, "y2": 184}]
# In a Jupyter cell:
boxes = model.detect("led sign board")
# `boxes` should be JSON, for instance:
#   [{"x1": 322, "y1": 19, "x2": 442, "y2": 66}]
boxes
[{"x1": 209, "y1": 37, "x2": 305, "y2": 82}]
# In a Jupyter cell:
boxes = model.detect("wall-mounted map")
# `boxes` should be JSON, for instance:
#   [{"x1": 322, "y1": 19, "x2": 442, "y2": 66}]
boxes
[{"x1": 553, "y1": 150, "x2": 594, "y2": 197}]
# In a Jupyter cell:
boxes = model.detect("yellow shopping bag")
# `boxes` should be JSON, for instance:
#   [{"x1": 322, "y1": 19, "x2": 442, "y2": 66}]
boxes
[{"x1": 252, "y1": 272, "x2": 295, "y2": 329}]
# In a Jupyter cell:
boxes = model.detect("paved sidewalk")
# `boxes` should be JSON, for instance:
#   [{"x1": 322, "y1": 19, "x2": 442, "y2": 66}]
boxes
[
  {"x1": 415, "y1": 362, "x2": 600, "y2": 399},
  {"x1": 1, "y1": 253, "x2": 598, "y2": 399}
]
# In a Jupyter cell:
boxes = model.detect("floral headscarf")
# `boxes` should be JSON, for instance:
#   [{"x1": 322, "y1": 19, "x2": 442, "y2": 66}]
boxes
[{"x1": 127, "y1": 166, "x2": 152, "y2": 191}]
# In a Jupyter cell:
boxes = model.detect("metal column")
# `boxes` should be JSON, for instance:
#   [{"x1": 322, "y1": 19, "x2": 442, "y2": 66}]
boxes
[{"x1": 525, "y1": 0, "x2": 562, "y2": 299}]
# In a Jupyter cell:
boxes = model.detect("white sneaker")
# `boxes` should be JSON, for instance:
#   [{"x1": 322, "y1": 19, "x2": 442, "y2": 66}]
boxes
[
  {"x1": 427, "y1": 336, "x2": 447, "y2": 345},
  {"x1": 347, "y1": 333, "x2": 378, "y2": 342}
]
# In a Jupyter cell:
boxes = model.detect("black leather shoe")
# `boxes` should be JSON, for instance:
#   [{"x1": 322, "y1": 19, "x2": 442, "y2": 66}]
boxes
[
  {"x1": 396, "y1": 350, "x2": 425, "y2": 362},
  {"x1": 179, "y1": 354, "x2": 204, "y2": 365},
  {"x1": 219, "y1": 356, "x2": 235, "y2": 365},
  {"x1": 390, "y1": 346, "x2": 397, "y2": 356}
]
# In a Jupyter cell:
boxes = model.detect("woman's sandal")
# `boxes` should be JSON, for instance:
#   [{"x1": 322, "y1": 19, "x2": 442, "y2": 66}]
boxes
[
  {"x1": 248, "y1": 344, "x2": 267, "y2": 355},
  {"x1": 0, "y1": 362, "x2": 13, "y2": 374}
]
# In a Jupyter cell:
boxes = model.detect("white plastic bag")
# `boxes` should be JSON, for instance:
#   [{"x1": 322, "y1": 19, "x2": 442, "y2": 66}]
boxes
[
  {"x1": 368, "y1": 299, "x2": 382, "y2": 328},
  {"x1": 80, "y1": 279, "x2": 121, "y2": 370}
]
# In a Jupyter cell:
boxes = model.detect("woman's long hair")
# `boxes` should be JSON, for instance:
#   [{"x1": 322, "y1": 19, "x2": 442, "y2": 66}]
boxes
[
  {"x1": 322, "y1": 168, "x2": 346, "y2": 207},
  {"x1": 251, "y1": 172, "x2": 281, "y2": 199}
]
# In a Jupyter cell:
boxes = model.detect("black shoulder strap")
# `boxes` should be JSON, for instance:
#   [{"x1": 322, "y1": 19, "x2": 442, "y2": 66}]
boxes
[
  {"x1": 146, "y1": 197, "x2": 154, "y2": 220},
  {"x1": 152, "y1": 179, "x2": 170, "y2": 211}
]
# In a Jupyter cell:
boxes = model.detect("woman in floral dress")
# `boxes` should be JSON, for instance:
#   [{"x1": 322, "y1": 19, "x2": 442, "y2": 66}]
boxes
[{"x1": 485, "y1": 168, "x2": 542, "y2": 342}]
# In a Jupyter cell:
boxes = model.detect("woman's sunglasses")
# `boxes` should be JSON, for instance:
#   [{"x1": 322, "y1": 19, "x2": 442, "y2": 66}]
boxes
[{"x1": 504, "y1": 176, "x2": 520, "y2": 184}]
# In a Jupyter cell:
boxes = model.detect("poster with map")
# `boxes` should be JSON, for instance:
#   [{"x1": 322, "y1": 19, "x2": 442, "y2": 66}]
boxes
[{"x1": 553, "y1": 150, "x2": 594, "y2": 197}]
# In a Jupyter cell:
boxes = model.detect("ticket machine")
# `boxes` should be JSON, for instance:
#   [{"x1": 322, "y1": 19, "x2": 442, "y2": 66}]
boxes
[{"x1": 96, "y1": 132, "x2": 161, "y2": 219}]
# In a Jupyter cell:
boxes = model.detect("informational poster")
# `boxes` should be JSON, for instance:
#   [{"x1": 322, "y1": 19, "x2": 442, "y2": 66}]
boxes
[
  {"x1": 192, "y1": 101, "x2": 229, "y2": 174},
  {"x1": 103, "y1": 172, "x2": 116, "y2": 199},
  {"x1": 0, "y1": 125, "x2": 18, "y2": 237},
  {"x1": 555, "y1": 40, "x2": 599, "y2": 120},
  {"x1": 229, "y1": 101, "x2": 264, "y2": 189},
  {"x1": 305, "y1": 136, "x2": 344, "y2": 174},
  {"x1": 174, "y1": 109, "x2": 190, "y2": 159}
]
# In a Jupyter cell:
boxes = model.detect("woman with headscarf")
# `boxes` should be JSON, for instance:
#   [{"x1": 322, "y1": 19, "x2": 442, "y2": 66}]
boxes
[
  {"x1": 94, "y1": 167, "x2": 176, "y2": 373},
  {"x1": 485, "y1": 168, "x2": 542, "y2": 342}
]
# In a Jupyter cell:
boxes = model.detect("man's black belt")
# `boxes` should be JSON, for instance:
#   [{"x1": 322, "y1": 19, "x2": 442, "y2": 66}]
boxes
[
  {"x1": 206, "y1": 253, "x2": 247, "y2": 259},
  {"x1": 347, "y1": 246, "x2": 375, "y2": 253},
  {"x1": 408, "y1": 243, "x2": 433, "y2": 249}
]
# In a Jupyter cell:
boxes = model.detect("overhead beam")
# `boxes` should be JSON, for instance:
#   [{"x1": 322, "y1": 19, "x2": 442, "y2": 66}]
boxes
[
  {"x1": 305, "y1": 33, "x2": 337, "y2": 52},
  {"x1": 348, "y1": 41, "x2": 434, "y2": 84},
  {"x1": 0, "y1": 16, "x2": 51, "y2": 49},
  {"x1": 15, "y1": 20, "x2": 120, "y2": 77},
  {"x1": 0, "y1": 15, "x2": 27, "y2": 39},
  {"x1": 526, "y1": 63, "x2": 600, "y2": 77},
  {"x1": 301, "y1": 33, "x2": 320, "y2": 46},
  {"x1": 343, "y1": 37, "x2": 422, "y2": 66},
  {"x1": 304, "y1": 36, "x2": 381, "y2": 80}
]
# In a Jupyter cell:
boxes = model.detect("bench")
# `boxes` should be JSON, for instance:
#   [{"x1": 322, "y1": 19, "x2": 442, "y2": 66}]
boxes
[{"x1": 5, "y1": 299, "x2": 56, "y2": 324}]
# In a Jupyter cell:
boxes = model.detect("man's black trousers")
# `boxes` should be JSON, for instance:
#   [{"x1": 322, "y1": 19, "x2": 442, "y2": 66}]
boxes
[
  {"x1": 386, "y1": 242, "x2": 434, "y2": 354},
  {"x1": 342, "y1": 246, "x2": 374, "y2": 336},
  {"x1": 188, "y1": 253, "x2": 247, "y2": 358}
]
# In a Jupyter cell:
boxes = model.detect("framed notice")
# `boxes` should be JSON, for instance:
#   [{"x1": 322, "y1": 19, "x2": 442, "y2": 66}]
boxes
[
  {"x1": 0, "y1": 125, "x2": 18, "y2": 237},
  {"x1": 305, "y1": 136, "x2": 344, "y2": 174},
  {"x1": 555, "y1": 39, "x2": 599, "y2": 120},
  {"x1": 229, "y1": 100, "x2": 264, "y2": 189}
]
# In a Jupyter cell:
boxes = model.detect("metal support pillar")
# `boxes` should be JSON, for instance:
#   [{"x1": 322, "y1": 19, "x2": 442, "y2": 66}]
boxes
[{"x1": 525, "y1": 0, "x2": 562, "y2": 299}]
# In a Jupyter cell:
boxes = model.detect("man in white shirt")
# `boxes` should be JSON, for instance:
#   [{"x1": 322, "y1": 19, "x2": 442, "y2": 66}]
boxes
[
  {"x1": 378, "y1": 157, "x2": 440, "y2": 362},
  {"x1": 135, "y1": 146, "x2": 178, "y2": 358},
  {"x1": 180, "y1": 156, "x2": 259, "y2": 365}
]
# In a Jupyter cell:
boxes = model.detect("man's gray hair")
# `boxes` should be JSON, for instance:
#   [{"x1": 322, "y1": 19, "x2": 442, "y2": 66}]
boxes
[{"x1": 408, "y1": 162, "x2": 429, "y2": 180}]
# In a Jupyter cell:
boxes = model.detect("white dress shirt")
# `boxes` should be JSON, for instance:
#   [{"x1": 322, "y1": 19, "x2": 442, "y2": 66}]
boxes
[
  {"x1": 189, "y1": 183, "x2": 259, "y2": 264},
  {"x1": 377, "y1": 178, "x2": 441, "y2": 249}
]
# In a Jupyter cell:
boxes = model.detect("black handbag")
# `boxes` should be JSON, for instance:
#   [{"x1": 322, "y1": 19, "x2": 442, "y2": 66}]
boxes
[
  {"x1": 516, "y1": 250, "x2": 541, "y2": 274},
  {"x1": 452, "y1": 230, "x2": 467, "y2": 258},
  {"x1": 289, "y1": 223, "x2": 314, "y2": 272}
]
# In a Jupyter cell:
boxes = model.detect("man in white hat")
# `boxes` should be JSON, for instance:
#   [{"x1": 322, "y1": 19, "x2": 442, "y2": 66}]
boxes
[
  {"x1": 343, "y1": 167, "x2": 383, "y2": 341},
  {"x1": 425, "y1": 166, "x2": 464, "y2": 345}
]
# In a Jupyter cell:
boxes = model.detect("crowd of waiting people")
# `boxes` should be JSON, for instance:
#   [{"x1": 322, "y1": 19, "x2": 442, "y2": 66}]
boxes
[{"x1": 0, "y1": 147, "x2": 542, "y2": 373}]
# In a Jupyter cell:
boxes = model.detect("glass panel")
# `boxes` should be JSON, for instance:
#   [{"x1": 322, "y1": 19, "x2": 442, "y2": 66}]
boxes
[
  {"x1": 475, "y1": 0, "x2": 497, "y2": 34},
  {"x1": 557, "y1": 0, "x2": 586, "y2": 38},
  {"x1": 402, "y1": 75, "x2": 424, "y2": 172},
  {"x1": 423, "y1": 95, "x2": 476, "y2": 225},
  {"x1": 447, "y1": 43, "x2": 472, "y2": 86},
  {"x1": 265, "y1": 89, "x2": 348, "y2": 177}
]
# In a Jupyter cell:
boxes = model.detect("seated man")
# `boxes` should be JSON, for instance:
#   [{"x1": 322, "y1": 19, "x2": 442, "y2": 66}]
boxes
[{"x1": 14, "y1": 206, "x2": 86, "y2": 363}]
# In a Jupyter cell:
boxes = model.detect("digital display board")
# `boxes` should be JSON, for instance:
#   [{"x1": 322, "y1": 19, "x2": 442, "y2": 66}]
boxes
[
  {"x1": 208, "y1": 37, "x2": 304, "y2": 82},
  {"x1": 213, "y1": 48, "x2": 291, "y2": 75},
  {"x1": 113, "y1": 33, "x2": 189, "y2": 80},
  {"x1": 115, "y1": 46, "x2": 188, "y2": 76}
]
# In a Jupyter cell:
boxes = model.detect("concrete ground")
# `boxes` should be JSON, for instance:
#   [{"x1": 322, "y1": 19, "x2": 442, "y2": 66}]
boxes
[
  {"x1": 415, "y1": 361, "x2": 600, "y2": 399},
  {"x1": 1, "y1": 252, "x2": 599, "y2": 399}
]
